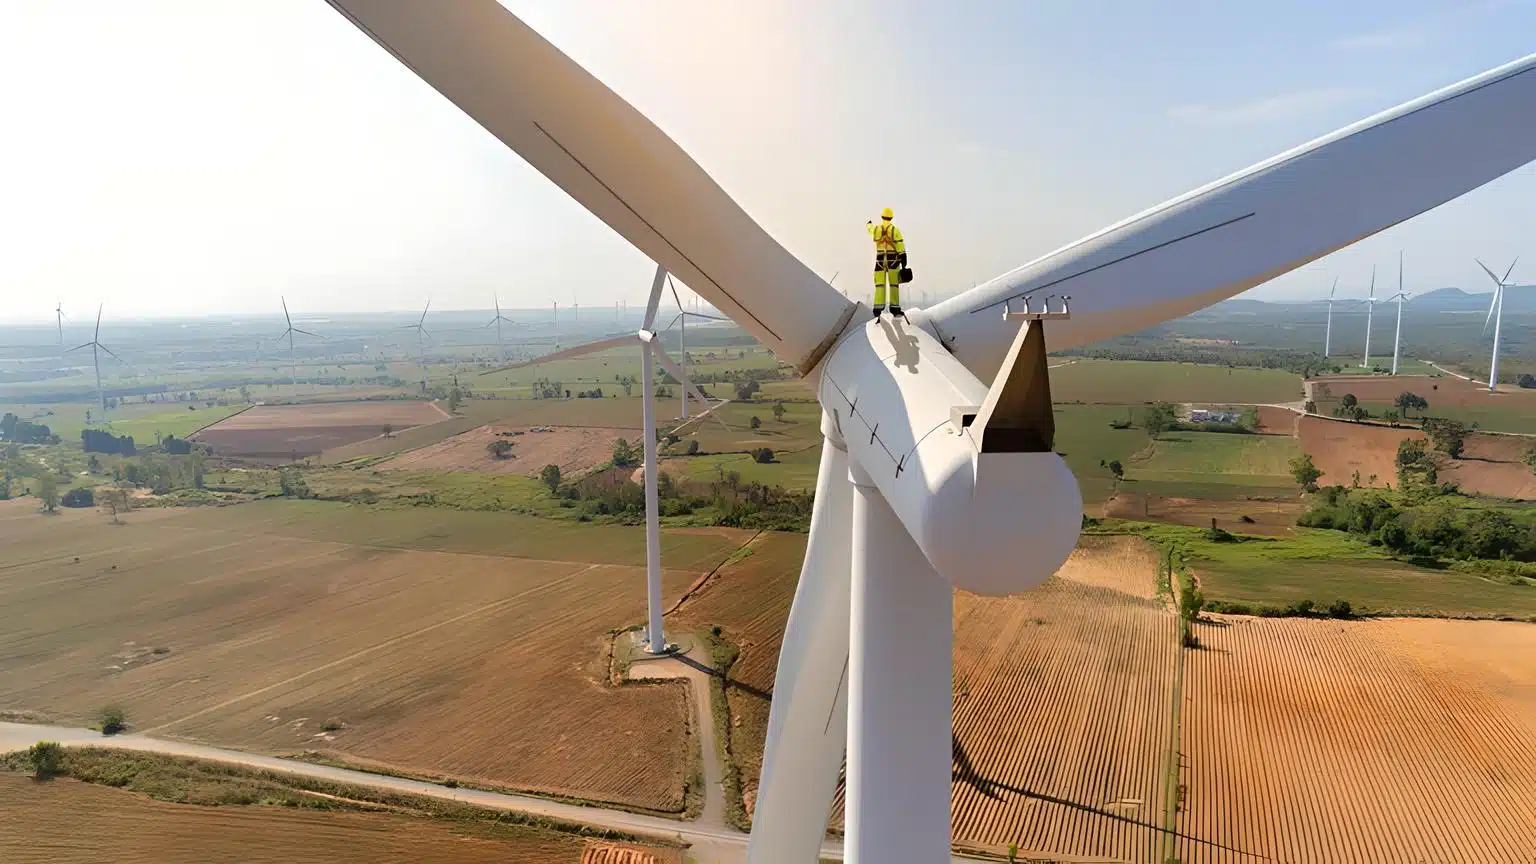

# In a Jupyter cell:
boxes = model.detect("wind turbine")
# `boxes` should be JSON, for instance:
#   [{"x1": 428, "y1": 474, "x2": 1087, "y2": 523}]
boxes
[
  {"x1": 68, "y1": 305, "x2": 123, "y2": 415},
  {"x1": 401, "y1": 300, "x2": 431, "y2": 393},
  {"x1": 1323, "y1": 277, "x2": 1339, "y2": 357},
  {"x1": 54, "y1": 302, "x2": 67, "y2": 347},
  {"x1": 480, "y1": 265, "x2": 729, "y2": 654},
  {"x1": 276, "y1": 297, "x2": 322, "y2": 400},
  {"x1": 486, "y1": 296, "x2": 515, "y2": 359},
  {"x1": 663, "y1": 274, "x2": 728, "y2": 419},
  {"x1": 322, "y1": 8, "x2": 1536, "y2": 859},
  {"x1": 1361, "y1": 265, "x2": 1383, "y2": 369},
  {"x1": 1387, "y1": 252, "x2": 1411, "y2": 375},
  {"x1": 1474, "y1": 257, "x2": 1520, "y2": 391}
]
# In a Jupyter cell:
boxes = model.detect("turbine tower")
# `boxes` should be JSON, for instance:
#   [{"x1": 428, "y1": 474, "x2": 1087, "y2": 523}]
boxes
[
  {"x1": 486, "y1": 296, "x2": 515, "y2": 360},
  {"x1": 1323, "y1": 277, "x2": 1339, "y2": 357},
  {"x1": 321, "y1": 7, "x2": 1536, "y2": 859},
  {"x1": 401, "y1": 300, "x2": 431, "y2": 393},
  {"x1": 1388, "y1": 252, "x2": 1410, "y2": 375},
  {"x1": 68, "y1": 304, "x2": 123, "y2": 415},
  {"x1": 1474, "y1": 257, "x2": 1520, "y2": 391},
  {"x1": 55, "y1": 302, "x2": 66, "y2": 347},
  {"x1": 480, "y1": 265, "x2": 729, "y2": 654},
  {"x1": 277, "y1": 297, "x2": 321, "y2": 400},
  {"x1": 1362, "y1": 265, "x2": 1381, "y2": 369}
]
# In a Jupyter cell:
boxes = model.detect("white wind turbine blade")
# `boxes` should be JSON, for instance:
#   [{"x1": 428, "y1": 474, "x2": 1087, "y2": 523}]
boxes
[
  {"x1": 642, "y1": 263, "x2": 666, "y2": 332},
  {"x1": 665, "y1": 397, "x2": 733, "y2": 437},
  {"x1": 1476, "y1": 258, "x2": 1506, "y2": 333},
  {"x1": 1501, "y1": 257, "x2": 1519, "y2": 285},
  {"x1": 922, "y1": 53, "x2": 1536, "y2": 382},
  {"x1": 1329, "y1": 276, "x2": 1338, "y2": 300},
  {"x1": 325, "y1": 0, "x2": 853, "y2": 372},
  {"x1": 648, "y1": 345, "x2": 729, "y2": 430},
  {"x1": 478, "y1": 334, "x2": 635, "y2": 375}
]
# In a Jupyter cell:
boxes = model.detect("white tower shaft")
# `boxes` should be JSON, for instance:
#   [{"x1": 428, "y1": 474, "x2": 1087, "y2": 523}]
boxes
[
  {"x1": 1325, "y1": 301, "x2": 1333, "y2": 357},
  {"x1": 641, "y1": 338, "x2": 665, "y2": 653},
  {"x1": 846, "y1": 460, "x2": 953, "y2": 864},
  {"x1": 1392, "y1": 298, "x2": 1403, "y2": 375},
  {"x1": 1489, "y1": 288, "x2": 1504, "y2": 392}
]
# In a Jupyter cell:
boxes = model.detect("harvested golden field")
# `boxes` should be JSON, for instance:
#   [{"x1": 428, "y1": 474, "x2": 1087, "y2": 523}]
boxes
[
  {"x1": 675, "y1": 533, "x2": 1180, "y2": 862},
  {"x1": 1177, "y1": 616, "x2": 1536, "y2": 863},
  {"x1": 192, "y1": 400, "x2": 448, "y2": 461},
  {"x1": 0, "y1": 774, "x2": 583, "y2": 864},
  {"x1": 0, "y1": 500, "x2": 754, "y2": 811},
  {"x1": 380, "y1": 423, "x2": 641, "y2": 478}
]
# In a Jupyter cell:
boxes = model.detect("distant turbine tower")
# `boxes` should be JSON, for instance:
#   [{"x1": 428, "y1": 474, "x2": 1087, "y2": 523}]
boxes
[
  {"x1": 552, "y1": 300, "x2": 558, "y2": 350},
  {"x1": 479, "y1": 264, "x2": 729, "y2": 654},
  {"x1": 1474, "y1": 257, "x2": 1520, "y2": 391},
  {"x1": 68, "y1": 304, "x2": 123, "y2": 414},
  {"x1": 1362, "y1": 266, "x2": 1381, "y2": 369},
  {"x1": 401, "y1": 300, "x2": 432, "y2": 393},
  {"x1": 1323, "y1": 277, "x2": 1339, "y2": 357},
  {"x1": 1387, "y1": 253, "x2": 1410, "y2": 375},
  {"x1": 54, "y1": 302, "x2": 67, "y2": 346},
  {"x1": 277, "y1": 297, "x2": 322, "y2": 400},
  {"x1": 486, "y1": 296, "x2": 514, "y2": 359}
]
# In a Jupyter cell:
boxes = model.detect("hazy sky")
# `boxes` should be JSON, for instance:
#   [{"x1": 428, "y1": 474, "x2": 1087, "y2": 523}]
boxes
[{"x1": 3, "y1": 0, "x2": 1534, "y2": 324}]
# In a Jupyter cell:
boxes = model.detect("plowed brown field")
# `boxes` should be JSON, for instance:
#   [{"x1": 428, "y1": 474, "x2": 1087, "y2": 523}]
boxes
[
  {"x1": 1297, "y1": 414, "x2": 1536, "y2": 498},
  {"x1": 379, "y1": 424, "x2": 640, "y2": 477},
  {"x1": 0, "y1": 500, "x2": 754, "y2": 812},
  {"x1": 193, "y1": 401, "x2": 448, "y2": 461},
  {"x1": 580, "y1": 844, "x2": 683, "y2": 864},
  {"x1": 675, "y1": 534, "x2": 1180, "y2": 860},
  {"x1": 0, "y1": 773, "x2": 583, "y2": 863},
  {"x1": 1177, "y1": 616, "x2": 1536, "y2": 863}
]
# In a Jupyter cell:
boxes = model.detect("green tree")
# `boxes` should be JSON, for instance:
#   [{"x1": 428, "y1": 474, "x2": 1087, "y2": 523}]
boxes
[
  {"x1": 772, "y1": 402, "x2": 786, "y2": 422},
  {"x1": 734, "y1": 379, "x2": 760, "y2": 401},
  {"x1": 687, "y1": 439, "x2": 701, "y2": 456},
  {"x1": 1524, "y1": 442, "x2": 1536, "y2": 477},
  {"x1": 1142, "y1": 403, "x2": 1177, "y2": 440},
  {"x1": 97, "y1": 705, "x2": 127, "y2": 735},
  {"x1": 539, "y1": 464, "x2": 562, "y2": 494},
  {"x1": 1303, "y1": 399, "x2": 1317, "y2": 414},
  {"x1": 1239, "y1": 406, "x2": 1259, "y2": 430},
  {"x1": 447, "y1": 387, "x2": 463, "y2": 413},
  {"x1": 750, "y1": 416, "x2": 762, "y2": 430},
  {"x1": 1340, "y1": 393, "x2": 1358, "y2": 410},
  {"x1": 1288, "y1": 453, "x2": 1322, "y2": 492},
  {"x1": 1422, "y1": 417, "x2": 1468, "y2": 458},
  {"x1": 37, "y1": 472, "x2": 58, "y2": 512},
  {"x1": 27, "y1": 741, "x2": 64, "y2": 779},
  {"x1": 1383, "y1": 408, "x2": 1400, "y2": 426},
  {"x1": 1107, "y1": 460, "x2": 1124, "y2": 479},
  {"x1": 612, "y1": 438, "x2": 637, "y2": 467}
]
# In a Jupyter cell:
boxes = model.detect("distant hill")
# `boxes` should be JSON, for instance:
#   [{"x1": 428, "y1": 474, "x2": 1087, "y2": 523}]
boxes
[{"x1": 1408, "y1": 287, "x2": 1495, "y2": 311}]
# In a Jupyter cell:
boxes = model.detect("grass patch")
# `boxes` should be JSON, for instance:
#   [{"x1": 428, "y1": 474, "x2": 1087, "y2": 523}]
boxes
[
  {"x1": 699, "y1": 628, "x2": 750, "y2": 832},
  {"x1": 1050, "y1": 359, "x2": 1304, "y2": 405},
  {"x1": 1098, "y1": 519, "x2": 1536, "y2": 619}
]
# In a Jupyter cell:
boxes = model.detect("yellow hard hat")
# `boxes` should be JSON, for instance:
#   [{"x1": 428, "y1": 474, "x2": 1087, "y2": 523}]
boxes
[{"x1": 880, "y1": 207, "x2": 894, "y2": 220}]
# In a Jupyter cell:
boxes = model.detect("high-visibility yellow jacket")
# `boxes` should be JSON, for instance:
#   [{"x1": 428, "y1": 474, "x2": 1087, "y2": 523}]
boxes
[{"x1": 868, "y1": 220, "x2": 906, "y2": 255}]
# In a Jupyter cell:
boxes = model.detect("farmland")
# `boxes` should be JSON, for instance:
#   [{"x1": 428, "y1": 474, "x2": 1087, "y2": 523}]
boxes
[
  {"x1": 674, "y1": 534, "x2": 1182, "y2": 861},
  {"x1": 0, "y1": 499, "x2": 756, "y2": 812},
  {"x1": 1050, "y1": 360, "x2": 1304, "y2": 405},
  {"x1": 380, "y1": 424, "x2": 641, "y2": 478},
  {"x1": 1297, "y1": 414, "x2": 1536, "y2": 499},
  {"x1": 0, "y1": 773, "x2": 590, "y2": 864},
  {"x1": 1124, "y1": 429, "x2": 1301, "y2": 499},
  {"x1": 193, "y1": 401, "x2": 448, "y2": 461},
  {"x1": 1310, "y1": 372, "x2": 1536, "y2": 434},
  {"x1": 0, "y1": 401, "x2": 245, "y2": 444},
  {"x1": 1176, "y1": 616, "x2": 1536, "y2": 863}
]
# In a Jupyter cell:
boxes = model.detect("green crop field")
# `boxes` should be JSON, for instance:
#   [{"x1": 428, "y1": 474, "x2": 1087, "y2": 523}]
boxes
[
  {"x1": 1051, "y1": 359, "x2": 1304, "y2": 404},
  {"x1": 2, "y1": 401, "x2": 244, "y2": 443},
  {"x1": 1052, "y1": 404, "x2": 1157, "y2": 506},
  {"x1": 1313, "y1": 397, "x2": 1536, "y2": 435},
  {"x1": 1111, "y1": 522, "x2": 1536, "y2": 618},
  {"x1": 1127, "y1": 430, "x2": 1301, "y2": 496}
]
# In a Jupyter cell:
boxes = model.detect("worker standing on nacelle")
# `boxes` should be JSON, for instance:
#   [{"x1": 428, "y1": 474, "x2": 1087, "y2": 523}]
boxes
[{"x1": 867, "y1": 207, "x2": 909, "y2": 319}]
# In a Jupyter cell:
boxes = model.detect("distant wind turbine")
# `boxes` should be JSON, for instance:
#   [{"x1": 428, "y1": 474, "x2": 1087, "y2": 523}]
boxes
[
  {"x1": 486, "y1": 296, "x2": 515, "y2": 360},
  {"x1": 277, "y1": 297, "x2": 322, "y2": 400},
  {"x1": 664, "y1": 274, "x2": 728, "y2": 419},
  {"x1": 1322, "y1": 277, "x2": 1339, "y2": 357},
  {"x1": 1361, "y1": 265, "x2": 1382, "y2": 369},
  {"x1": 55, "y1": 302, "x2": 67, "y2": 347},
  {"x1": 68, "y1": 305, "x2": 124, "y2": 414},
  {"x1": 1474, "y1": 257, "x2": 1520, "y2": 391},
  {"x1": 401, "y1": 300, "x2": 432, "y2": 393},
  {"x1": 1387, "y1": 252, "x2": 1410, "y2": 375}
]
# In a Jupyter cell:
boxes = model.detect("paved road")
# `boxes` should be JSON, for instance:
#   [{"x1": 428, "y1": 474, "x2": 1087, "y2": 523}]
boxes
[{"x1": 627, "y1": 638, "x2": 728, "y2": 831}]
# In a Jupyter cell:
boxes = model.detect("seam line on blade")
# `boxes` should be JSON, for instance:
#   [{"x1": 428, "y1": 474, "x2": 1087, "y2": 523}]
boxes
[
  {"x1": 533, "y1": 122, "x2": 780, "y2": 343},
  {"x1": 965, "y1": 61, "x2": 1536, "y2": 314},
  {"x1": 968, "y1": 212, "x2": 1256, "y2": 314},
  {"x1": 826, "y1": 656, "x2": 849, "y2": 735}
]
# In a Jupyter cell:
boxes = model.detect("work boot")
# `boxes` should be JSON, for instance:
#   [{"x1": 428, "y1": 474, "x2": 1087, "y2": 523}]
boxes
[
  {"x1": 872, "y1": 304, "x2": 885, "y2": 320},
  {"x1": 888, "y1": 303, "x2": 904, "y2": 318}
]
